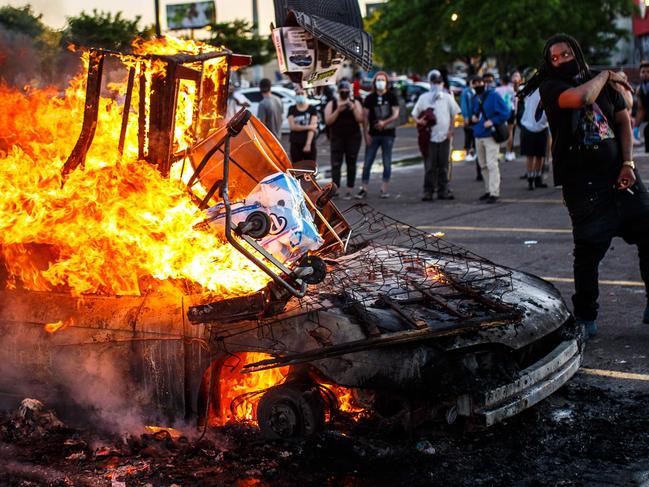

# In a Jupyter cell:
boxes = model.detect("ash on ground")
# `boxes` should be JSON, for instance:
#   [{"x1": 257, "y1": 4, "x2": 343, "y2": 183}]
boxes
[{"x1": 1, "y1": 378, "x2": 649, "y2": 487}]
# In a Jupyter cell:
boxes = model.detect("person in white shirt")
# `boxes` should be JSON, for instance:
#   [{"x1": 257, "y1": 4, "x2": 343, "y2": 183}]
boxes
[
  {"x1": 412, "y1": 69, "x2": 461, "y2": 200},
  {"x1": 519, "y1": 88, "x2": 550, "y2": 190}
]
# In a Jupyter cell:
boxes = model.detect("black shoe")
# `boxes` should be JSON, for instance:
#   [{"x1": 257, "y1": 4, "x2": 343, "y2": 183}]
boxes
[
  {"x1": 528, "y1": 177, "x2": 534, "y2": 191},
  {"x1": 486, "y1": 195, "x2": 499, "y2": 204},
  {"x1": 422, "y1": 192, "x2": 433, "y2": 201},
  {"x1": 354, "y1": 189, "x2": 368, "y2": 200},
  {"x1": 438, "y1": 193, "x2": 455, "y2": 200},
  {"x1": 534, "y1": 176, "x2": 548, "y2": 188},
  {"x1": 479, "y1": 192, "x2": 491, "y2": 201}
]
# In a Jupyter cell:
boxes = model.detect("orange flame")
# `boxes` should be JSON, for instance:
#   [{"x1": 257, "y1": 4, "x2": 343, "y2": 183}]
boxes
[
  {"x1": 210, "y1": 353, "x2": 366, "y2": 426},
  {"x1": 44, "y1": 316, "x2": 75, "y2": 333},
  {"x1": 0, "y1": 36, "x2": 269, "y2": 298},
  {"x1": 214, "y1": 352, "x2": 289, "y2": 425}
]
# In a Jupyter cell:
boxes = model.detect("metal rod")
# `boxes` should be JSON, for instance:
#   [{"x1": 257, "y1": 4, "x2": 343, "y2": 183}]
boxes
[
  {"x1": 221, "y1": 134, "x2": 307, "y2": 298},
  {"x1": 118, "y1": 67, "x2": 136, "y2": 157},
  {"x1": 242, "y1": 314, "x2": 518, "y2": 373}
]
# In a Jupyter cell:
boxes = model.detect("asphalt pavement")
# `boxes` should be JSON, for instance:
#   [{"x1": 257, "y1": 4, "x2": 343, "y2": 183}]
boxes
[{"x1": 283, "y1": 127, "x2": 649, "y2": 395}]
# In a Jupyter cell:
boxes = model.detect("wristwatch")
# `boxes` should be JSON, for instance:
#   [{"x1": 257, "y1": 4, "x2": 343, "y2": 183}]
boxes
[{"x1": 622, "y1": 160, "x2": 636, "y2": 169}]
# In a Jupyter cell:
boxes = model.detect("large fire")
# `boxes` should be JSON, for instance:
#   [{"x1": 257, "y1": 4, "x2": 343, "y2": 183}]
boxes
[
  {"x1": 0, "y1": 36, "x2": 269, "y2": 297},
  {"x1": 212, "y1": 352, "x2": 365, "y2": 426}
]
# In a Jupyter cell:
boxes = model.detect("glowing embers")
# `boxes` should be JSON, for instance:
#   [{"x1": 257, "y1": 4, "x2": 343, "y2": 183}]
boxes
[
  {"x1": 211, "y1": 352, "x2": 290, "y2": 426},
  {"x1": 44, "y1": 317, "x2": 75, "y2": 333},
  {"x1": 206, "y1": 352, "x2": 366, "y2": 431}
]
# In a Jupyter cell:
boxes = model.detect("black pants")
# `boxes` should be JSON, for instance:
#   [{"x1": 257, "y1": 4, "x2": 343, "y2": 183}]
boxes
[
  {"x1": 463, "y1": 126, "x2": 474, "y2": 152},
  {"x1": 644, "y1": 123, "x2": 649, "y2": 153},
  {"x1": 563, "y1": 183, "x2": 649, "y2": 320},
  {"x1": 424, "y1": 139, "x2": 451, "y2": 195},
  {"x1": 330, "y1": 133, "x2": 362, "y2": 189},
  {"x1": 290, "y1": 141, "x2": 317, "y2": 164}
]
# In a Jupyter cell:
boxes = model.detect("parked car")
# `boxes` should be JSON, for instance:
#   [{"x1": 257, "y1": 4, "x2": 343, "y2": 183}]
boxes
[{"x1": 234, "y1": 86, "x2": 321, "y2": 135}]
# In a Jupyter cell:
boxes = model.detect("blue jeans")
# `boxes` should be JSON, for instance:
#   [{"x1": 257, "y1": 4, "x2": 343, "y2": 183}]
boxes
[
  {"x1": 563, "y1": 182, "x2": 649, "y2": 320},
  {"x1": 361, "y1": 135, "x2": 395, "y2": 184}
]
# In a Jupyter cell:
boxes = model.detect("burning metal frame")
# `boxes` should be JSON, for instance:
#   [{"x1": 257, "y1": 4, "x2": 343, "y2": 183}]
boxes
[{"x1": 0, "y1": 40, "x2": 584, "y2": 439}]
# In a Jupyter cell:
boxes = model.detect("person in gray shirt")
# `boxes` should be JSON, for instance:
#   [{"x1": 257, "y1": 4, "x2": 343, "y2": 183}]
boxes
[{"x1": 257, "y1": 78, "x2": 283, "y2": 139}]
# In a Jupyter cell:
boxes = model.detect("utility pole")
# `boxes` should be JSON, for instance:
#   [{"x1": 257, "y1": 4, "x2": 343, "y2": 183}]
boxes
[
  {"x1": 155, "y1": 0, "x2": 161, "y2": 37},
  {"x1": 251, "y1": 0, "x2": 262, "y2": 82},
  {"x1": 252, "y1": 0, "x2": 259, "y2": 33}
]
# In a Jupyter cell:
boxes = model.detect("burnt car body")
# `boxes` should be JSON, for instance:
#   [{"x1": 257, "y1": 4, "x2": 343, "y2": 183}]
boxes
[{"x1": 0, "y1": 41, "x2": 584, "y2": 439}]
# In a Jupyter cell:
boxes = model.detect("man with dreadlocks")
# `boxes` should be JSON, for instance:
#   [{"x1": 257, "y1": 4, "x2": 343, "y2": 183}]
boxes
[{"x1": 521, "y1": 33, "x2": 647, "y2": 338}]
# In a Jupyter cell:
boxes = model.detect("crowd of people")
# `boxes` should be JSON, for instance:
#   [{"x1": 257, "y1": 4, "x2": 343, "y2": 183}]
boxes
[
  {"x1": 250, "y1": 65, "x2": 559, "y2": 205},
  {"x1": 248, "y1": 38, "x2": 649, "y2": 339}
]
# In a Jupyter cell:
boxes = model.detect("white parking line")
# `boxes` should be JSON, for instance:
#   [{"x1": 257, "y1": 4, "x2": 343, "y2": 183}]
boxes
[{"x1": 420, "y1": 225, "x2": 572, "y2": 234}]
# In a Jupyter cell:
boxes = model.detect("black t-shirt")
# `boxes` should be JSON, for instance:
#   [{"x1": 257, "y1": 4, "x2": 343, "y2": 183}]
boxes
[
  {"x1": 540, "y1": 76, "x2": 626, "y2": 189},
  {"x1": 363, "y1": 91, "x2": 399, "y2": 137},
  {"x1": 288, "y1": 104, "x2": 318, "y2": 145}
]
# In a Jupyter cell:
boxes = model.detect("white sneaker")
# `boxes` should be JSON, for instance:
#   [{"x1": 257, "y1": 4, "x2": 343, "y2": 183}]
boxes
[
  {"x1": 505, "y1": 152, "x2": 515, "y2": 161},
  {"x1": 464, "y1": 153, "x2": 477, "y2": 162}
]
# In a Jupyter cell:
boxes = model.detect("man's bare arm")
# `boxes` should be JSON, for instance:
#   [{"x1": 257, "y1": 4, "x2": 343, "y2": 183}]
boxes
[{"x1": 614, "y1": 109, "x2": 636, "y2": 190}]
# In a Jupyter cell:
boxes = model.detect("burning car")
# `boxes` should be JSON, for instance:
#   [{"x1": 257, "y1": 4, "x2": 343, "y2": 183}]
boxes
[{"x1": 0, "y1": 37, "x2": 583, "y2": 439}]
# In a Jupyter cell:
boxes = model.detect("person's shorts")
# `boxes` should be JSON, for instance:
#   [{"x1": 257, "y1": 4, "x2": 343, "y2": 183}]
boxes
[
  {"x1": 520, "y1": 126, "x2": 548, "y2": 157},
  {"x1": 507, "y1": 110, "x2": 516, "y2": 125}
]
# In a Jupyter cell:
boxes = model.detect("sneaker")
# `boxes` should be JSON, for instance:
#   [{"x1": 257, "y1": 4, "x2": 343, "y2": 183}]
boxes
[
  {"x1": 643, "y1": 305, "x2": 649, "y2": 324},
  {"x1": 478, "y1": 192, "x2": 491, "y2": 201},
  {"x1": 486, "y1": 195, "x2": 499, "y2": 204},
  {"x1": 505, "y1": 151, "x2": 515, "y2": 161},
  {"x1": 342, "y1": 192, "x2": 353, "y2": 201},
  {"x1": 577, "y1": 319, "x2": 598, "y2": 338},
  {"x1": 380, "y1": 191, "x2": 391, "y2": 199},
  {"x1": 465, "y1": 153, "x2": 477, "y2": 162},
  {"x1": 354, "y1": 189, "x2": 367, "y2": 200},
  {"x1": 422, "y1": 193, "x2": 433, "y2": 201},
  {"x1": 438, "y1": 193, "x2": 455, "y2": 200}
]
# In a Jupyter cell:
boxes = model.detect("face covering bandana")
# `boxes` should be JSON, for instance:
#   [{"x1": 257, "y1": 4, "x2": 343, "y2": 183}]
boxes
[
  {"x1": 375, "y1": 80, "x2": 387, "y2": 91},
  {"x1": 642, "y1": 81, "x2": 649, "y2": 95},
  {"x1": 430, "y1": 83, "x2": 441, "y2": 100},
  {"x1": 554, "y1": 59, "x2": 580, "y2": 78}
]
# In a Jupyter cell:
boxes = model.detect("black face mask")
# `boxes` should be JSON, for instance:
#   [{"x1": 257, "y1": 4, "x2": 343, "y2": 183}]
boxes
[
  {"x1": 474, "y1": 85, "x2": 485, "y2": 95},
  {"x1": 339, "y1": 90, "x2": 350, "y2": 100},
  {"x1": 554, "y1": 59, "x2": 580, "y2": 78}
]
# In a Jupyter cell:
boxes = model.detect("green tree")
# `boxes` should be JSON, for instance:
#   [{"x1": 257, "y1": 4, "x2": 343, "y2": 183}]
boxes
[
  {"x1": 62, "y1": 10, "x2": 147, "y2": 51},
  {"x1": 368, "y1": 0, "x2": 634, "y2": 74},
  {"x1": 0, "y1": 4, "x2": 45, "y2": 37},
  {"x1": 206, "y1": 20, "x2": 274, "y2": 65}
]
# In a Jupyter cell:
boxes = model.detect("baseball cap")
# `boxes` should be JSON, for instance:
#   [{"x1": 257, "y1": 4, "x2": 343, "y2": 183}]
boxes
[
  {"x1": 427, "y1": 69, "x2": 443, "y2": 83},
  {"x1": 338, "y1": 80, "x2": 352, "y2": 91}
]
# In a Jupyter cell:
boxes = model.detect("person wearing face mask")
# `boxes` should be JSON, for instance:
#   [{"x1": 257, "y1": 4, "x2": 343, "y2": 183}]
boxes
[
  {"x1": 287, "y1": 86, "x2": 319, "y2": 164},
  {"x1": 324, "y1": 80, "x2": 364, "y2": 199},
  {"x1": 356, "y1": 71, "x2": 400, "y2": 199},
  {"x1": 634, "y1": 61, "x2": 649, "y2": 151},
  {"x1": 471, "y1": 75, "x2": 510, "y2": 203},
  {"x1": 521, "y1": 33, "x2": 644, "y2": 338},
  {"x1": 460, "y1": 76, "x2": 481, "y2": 171},
  {"x1": 412, "y1": 69, "x2": 461, "y2": 201}
]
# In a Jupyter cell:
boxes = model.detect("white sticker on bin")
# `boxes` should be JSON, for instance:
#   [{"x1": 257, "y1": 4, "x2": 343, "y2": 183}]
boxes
[{"x1": 203, "y1": 172, "x2": 324, "y2": 264}]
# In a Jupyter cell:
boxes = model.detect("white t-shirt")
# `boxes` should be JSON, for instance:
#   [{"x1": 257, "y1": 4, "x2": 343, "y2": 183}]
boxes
[
  {"x1": 520, "y1": 89, "x2": 548, "y2": 133},
  {"x1": 412, "y1": 90, "x2": 461, "y2": 143}
]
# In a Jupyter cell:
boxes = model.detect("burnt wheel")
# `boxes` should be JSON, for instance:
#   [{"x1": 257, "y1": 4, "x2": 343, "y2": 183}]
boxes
[
  {"x1": 257, "y1": 382, "x2": 325, "y2": 439},
  {"x1": 240, "y1": 211, "x2": 271, "y2": 239},
  {"x1": 299, "y1": 255, "x2": 327, "y2": 284}
]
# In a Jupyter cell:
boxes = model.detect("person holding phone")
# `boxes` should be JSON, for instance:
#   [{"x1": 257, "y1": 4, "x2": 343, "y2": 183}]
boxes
[{"x1": 324, "y1": 80, "x2": 364, "y2": 199}]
